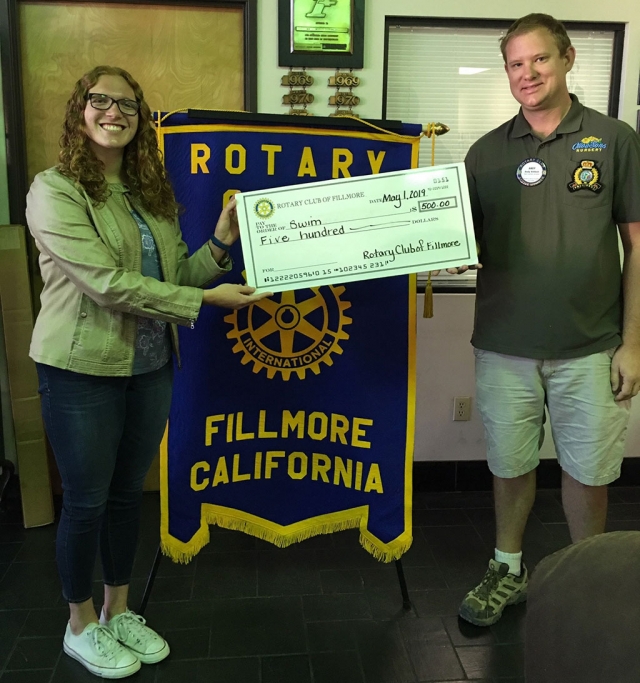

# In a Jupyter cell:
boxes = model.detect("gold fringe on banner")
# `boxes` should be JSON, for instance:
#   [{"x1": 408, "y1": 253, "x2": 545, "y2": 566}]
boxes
[{"x1": 161, "y1": 507, "x2": 412, "y2": 564}]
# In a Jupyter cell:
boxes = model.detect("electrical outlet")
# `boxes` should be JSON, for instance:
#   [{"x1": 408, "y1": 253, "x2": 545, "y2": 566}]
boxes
[{"x1": 453, "y1": 396, "x2": 472, "y2": 421}]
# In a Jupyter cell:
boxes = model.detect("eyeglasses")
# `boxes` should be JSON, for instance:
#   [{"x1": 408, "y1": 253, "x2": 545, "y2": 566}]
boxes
[{"x1": 86, "y1": 93, "x2": 140, "y2": 116}]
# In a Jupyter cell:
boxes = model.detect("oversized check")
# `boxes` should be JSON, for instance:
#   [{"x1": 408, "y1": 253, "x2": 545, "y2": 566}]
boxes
[{"x1": 236, "y1": 163, "x2": 475, "y2": 292}]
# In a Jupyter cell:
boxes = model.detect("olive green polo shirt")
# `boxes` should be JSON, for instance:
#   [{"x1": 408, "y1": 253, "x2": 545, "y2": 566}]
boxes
[{"x1": 465, "y1": 95, "x2": 640, "y2": 359}]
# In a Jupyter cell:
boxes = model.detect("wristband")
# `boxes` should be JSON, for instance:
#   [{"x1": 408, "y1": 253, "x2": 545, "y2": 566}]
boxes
[{"x1": 210, "y1": 234, "x2": 231, "y2": 251}]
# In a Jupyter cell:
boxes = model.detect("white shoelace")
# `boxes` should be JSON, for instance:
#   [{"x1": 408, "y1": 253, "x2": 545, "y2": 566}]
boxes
[
  {"x1": 111, "y1": 611, "x2": 151, "y2": 646},
  {"x1": 90, "y1": 625, "x2": 124, "y2": 661}
]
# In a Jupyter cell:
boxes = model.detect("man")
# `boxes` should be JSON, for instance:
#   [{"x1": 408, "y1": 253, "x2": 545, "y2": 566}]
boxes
[{"x1": 456, "y1": 13, "x2": 640, "y2": 626}]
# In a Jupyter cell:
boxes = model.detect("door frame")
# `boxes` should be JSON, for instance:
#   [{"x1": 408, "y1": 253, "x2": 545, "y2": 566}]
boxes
[{"x1": 0, "y1": 0, "x2": 258, "y2": 225}]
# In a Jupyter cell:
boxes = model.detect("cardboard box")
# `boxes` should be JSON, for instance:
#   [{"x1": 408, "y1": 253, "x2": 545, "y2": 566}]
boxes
[{"x1": 0, "y1": 225, "x2": 54, "y2": 527}]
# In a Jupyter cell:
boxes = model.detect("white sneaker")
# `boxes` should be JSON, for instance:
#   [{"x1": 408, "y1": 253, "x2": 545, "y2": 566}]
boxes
[
  {"x1": 63, "y1": 622, "x2": 141, "y2": 679},
  {"x1": 100, "y1": 609, "x2": 170, "y2": 664}
]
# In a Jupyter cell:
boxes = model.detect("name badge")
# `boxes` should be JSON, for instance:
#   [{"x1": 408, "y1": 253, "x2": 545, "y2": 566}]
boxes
[{"x1": 516, "y1": 158, "x2": 547, "y2": 187}]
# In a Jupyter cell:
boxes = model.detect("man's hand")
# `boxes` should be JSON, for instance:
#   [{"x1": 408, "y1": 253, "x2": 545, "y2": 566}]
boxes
[
  {"x1": 430, "y1": 263, "x2": 483, "y2": 276},
  {"x1": 610, "y1": 344, "x2": 640, "y2": 401},
  {"x1": 202, "y1": 284, "x2": 272, "y2": 310}
]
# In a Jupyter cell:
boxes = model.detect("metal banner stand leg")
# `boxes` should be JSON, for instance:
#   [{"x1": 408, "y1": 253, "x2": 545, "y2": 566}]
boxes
[
  {"x1": 140, "y1": 545, "x2": 413, "y2": 615},
  {"x1": 395, "y1": 558, "x2": 413, "y2": 611},
  {"x1": 138, "y1": 544, "x2": 162, "y2": 617}
]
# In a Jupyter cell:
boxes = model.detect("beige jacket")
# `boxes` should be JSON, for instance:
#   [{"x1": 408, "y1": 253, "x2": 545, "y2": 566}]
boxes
[{"x1": 26, "y1": 168, "x2": 230, "y2": 376}]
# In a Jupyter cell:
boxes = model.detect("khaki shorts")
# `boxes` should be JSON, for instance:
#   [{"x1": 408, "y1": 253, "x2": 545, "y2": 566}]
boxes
[{"x1": 474, "y1": 348, "x2": 630, "y2": 486}]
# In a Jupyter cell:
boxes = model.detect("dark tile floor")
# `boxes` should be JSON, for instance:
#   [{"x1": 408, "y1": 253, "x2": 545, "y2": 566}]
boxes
[{"x1": 2, "y1": 486, "x2": 640, "y2": 683}]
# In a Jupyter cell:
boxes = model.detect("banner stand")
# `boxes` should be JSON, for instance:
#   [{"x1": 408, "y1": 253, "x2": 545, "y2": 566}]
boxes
[{"x1": 137, "y1": 544, "x2": 413, "y2": 616}]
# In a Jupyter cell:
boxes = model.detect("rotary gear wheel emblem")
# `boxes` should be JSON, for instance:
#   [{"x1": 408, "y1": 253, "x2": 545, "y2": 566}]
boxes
[{"x1": 224, "y1": 285, "x2": 352, "y2": 380}]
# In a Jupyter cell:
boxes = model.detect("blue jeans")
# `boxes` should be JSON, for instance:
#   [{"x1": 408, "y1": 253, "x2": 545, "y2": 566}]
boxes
[{"x1": 36, "y1": 362, "x2": 173, "y2": 603}]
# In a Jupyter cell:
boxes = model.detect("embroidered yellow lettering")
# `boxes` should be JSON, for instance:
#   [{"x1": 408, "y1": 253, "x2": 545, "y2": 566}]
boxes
[
  {"x1": 352, "y1": 417, "x2": 373, "y2": 448},
  {"x1": 190, "y1": 461, "x2": 210, "y2": 490},
  {"x1": 298, "y1": 146, "x2": 317, "y2": 177},
  {"x1": 212, "y1": 456, "x2": 230, "y2": 486},
  {"x1": 265, "y1": 450, "x2": 286, "y2": 478},
  {"x1": 288, "y1": 452, "x2": 308, "y2": 479},
  {"x1": 205, "y1": 414, "x2": 224, "y2": 446},
  {"x1": 261, "y1": 144, "x2": 282, "y2": 175},
  {"x1": 232, "y1": 454, "x2": 251, "y2": 482},
  {"x1": 367, "y1": 150, "x2": 386, "y2": 174},
  {"x1": 333, "y1": 148, "x2": 353, "y2": 178},
  {"x1": 191, "y1": 144, "x2": 210, "y2": 174},
  {"x1": 225, "y1": 144, "x2": 246, "y2": 175},
  {"x1": 364, "y1": 463, "x2": 383, "y2": 493}
]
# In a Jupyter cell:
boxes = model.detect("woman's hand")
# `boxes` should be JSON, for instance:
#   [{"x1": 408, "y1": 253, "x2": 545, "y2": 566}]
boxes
[
  {"x1": 202, "y1": 284, "x2": 273, "y2": 309},
  {"x1": 212, "y1": 195, "x2": 240, "y2": 247}
]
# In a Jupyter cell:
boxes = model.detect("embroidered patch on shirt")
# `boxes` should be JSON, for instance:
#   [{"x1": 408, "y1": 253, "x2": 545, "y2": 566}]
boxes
[
  {"x1": 567, "y1": 160, "x2": 603, "y2": 193},
  {"x1": 571, "y1": 136, "x2": 607, "y2": 153}
]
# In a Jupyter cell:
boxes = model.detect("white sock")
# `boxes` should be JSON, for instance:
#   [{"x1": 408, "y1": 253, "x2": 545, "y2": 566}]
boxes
[{"x1": 495, "y1": 548, "x2": 522, "y2": 576}]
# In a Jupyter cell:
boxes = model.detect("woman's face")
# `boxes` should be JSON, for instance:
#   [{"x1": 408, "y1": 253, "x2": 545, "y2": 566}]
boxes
[{"x1": 84, "y1": 74, "x2": 139, "y2": 157}]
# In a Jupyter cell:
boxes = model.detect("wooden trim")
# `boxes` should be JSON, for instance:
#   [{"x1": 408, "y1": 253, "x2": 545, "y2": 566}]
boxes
[{"x1": 0, "y1": 0, "x2": 258, "y2": 224}]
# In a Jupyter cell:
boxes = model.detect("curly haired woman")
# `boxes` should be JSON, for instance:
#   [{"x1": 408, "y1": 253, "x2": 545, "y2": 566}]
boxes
[{"x1": 26, "y1": 66, "x2": 270, "y2": 679}]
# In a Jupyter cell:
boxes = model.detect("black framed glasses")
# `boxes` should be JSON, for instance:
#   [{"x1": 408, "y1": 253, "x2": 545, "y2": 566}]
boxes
[{"x1": 86, "y1": 93, "x2": 140, "y2": 116}]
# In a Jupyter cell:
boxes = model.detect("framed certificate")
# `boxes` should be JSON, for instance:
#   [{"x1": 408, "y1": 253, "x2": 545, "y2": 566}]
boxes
[{"x1": 278, "y1": 0, "x2": 365, "y2": 68}]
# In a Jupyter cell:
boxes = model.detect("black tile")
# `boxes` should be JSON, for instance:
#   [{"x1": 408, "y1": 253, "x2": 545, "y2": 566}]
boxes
[
  {"x1": 161, "y1": 627, "x2": 210, "y2": 659},
  {"x1": 398, "y1": 533, "x2": 437, "y2": 568},
  {"x1": 420, "y1": 492, "x2": 494, "y2": 510},
  {"x1": 144, "y1": 575, "x2": 194, "y2": 602},
  {"x1": 311, "y1": 651, "x2": 365, "y2": 683},
  {"x1": 366, "y1": 590, "x2": 414, "y2": 621},
  {"x1": 354, "y1": 620, "x2": 416, "y2": 683},
  {"x1": 456, "y1": 643, "x2": 524, "y2": 680},
  {"x1": 0, "y1": 544, "x2": 21, "y2": 564},
  {"x1": 607, "y1": 503, "x2": 640, "y2": 520},
  {"x1": 257, "y1": 547, "x2": 321, "y2": 597},
  {"x1": 442, "y1": 616, "x2": 494, "y2": 647},
  {"x1": 0, "y1": 525, "x2": 27, "y2": 544},
  {"x1": 531, "y1": 491, "x2": 565, "y2": 523},
  {"x1": 198, "y1": 528, "x2": 257, "y2": 553},
  {"x1": 0, "y1": 671, "x2": 55, "y2": 683},
  {"x1": 397, "y1": 616, "x2": 450, "y2": 646},
  {"x1": 155, "y1": 657, "x2": 260, "y2": 683},
  {"x1": 406, "y1": 643, "x2": 465, "y2": 681},
  {"x1": 320, "y1": 569, "x2": 364, "y2": 593},
  {"x1": 5, "y1": 636, "x2": 61, "y2": 670},
  {"x1": 0, "y1": 563, "x2": 61, "y2": 609},
  {"x1": 303, "y1": 593, "x2": 371, "y2": 621},
  {"x1": 261, "y1": 654, "x2": 312, "y2": 683},
  {"x1": 142, "y1": 600, "x2": 217, "y2": 631},
  {"x1": 618, "y1": 458, "x2": 640, "y2": 486},
  {"x1": 455, "y1": 461, "x2": 493, "y2": 492},
  {"x1": 192, "y1": 551, "x2": 257, "y2": 599},
  {"x1": 402, "y1": 565, "x2": 447, "y2": 591},
  {"x1": 489, "y1": 602, "x2": 527, "y2": 644},
  {"x1": 314, "y1": 546, "x2": 381, "y2": 572},
  {"x1": 413, "y1": 462, "x2": 456, "y2": 494},
  {"x1": 208, "y1": 596, "x2": 306, "y2": 656},
  {"x1": 609, "y1": 486, "x2": 640, "y2": 504},
  {"x1": 306, "y1": 620, "x2": 362, "y2": 652},
  {"x1": 360, "y1": 564, "x2": 404, "y2": 592},
  {"x1": 409, "y1": 589, "x2": 463, "y2": 618},
  {"x1": 19, "y1": 608, "x2": 69, "y2": 637},
  {"x1": 0, "y1": 611, "x2": 29, "y2": 671},
  {"x1": 413, "y1": 509, "x2": 470, "y2": 527}
]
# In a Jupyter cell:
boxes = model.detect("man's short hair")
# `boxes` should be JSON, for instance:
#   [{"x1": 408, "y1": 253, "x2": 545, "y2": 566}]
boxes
[{"x1": 500, "y1": 14, "x2": 572, "y2": 61}]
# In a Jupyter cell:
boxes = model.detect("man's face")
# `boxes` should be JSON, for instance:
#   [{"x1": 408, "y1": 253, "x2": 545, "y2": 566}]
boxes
[{"x1": 504, "y1": 28, "x2": 575, "y2": 113}]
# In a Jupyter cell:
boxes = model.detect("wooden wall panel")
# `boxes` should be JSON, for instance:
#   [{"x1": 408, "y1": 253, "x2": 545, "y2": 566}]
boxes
[{"x1": 20, "y1": 1, "x2": 244, "y2": 181}]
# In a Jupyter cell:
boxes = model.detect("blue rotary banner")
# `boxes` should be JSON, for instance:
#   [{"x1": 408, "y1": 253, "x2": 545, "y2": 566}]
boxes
[{"x1": 157, "y1": 113, "x2": 420, "y2": 562}]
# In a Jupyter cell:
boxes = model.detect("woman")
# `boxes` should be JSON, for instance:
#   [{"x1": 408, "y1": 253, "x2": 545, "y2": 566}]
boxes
[{"x1": 26, "y1": 65, "x2": 269, "y2": 679}]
